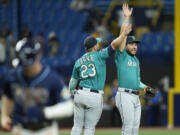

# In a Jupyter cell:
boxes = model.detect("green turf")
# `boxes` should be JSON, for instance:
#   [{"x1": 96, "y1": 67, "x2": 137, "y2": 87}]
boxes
[
  {"x1": 1, "y1": 129, "x2": 180, "y2": 135},
  {"x1": 56, "y1": 129, "x2": 180, "y2": 135},
  {"x1": 139, "y1": 130, "x2": 180, "y2": 135}
]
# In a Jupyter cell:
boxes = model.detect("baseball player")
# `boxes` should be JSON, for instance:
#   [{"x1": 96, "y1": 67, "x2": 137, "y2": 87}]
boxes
[
  {"x1": 69, "y1": 22, "x2": 132, "y2": 135},
  {"x1": 1, "y1": 38, "x2": 73, "y2": 135},
  {"x1": 115, "y1": 3, "x2": 147, "y2": 135}
]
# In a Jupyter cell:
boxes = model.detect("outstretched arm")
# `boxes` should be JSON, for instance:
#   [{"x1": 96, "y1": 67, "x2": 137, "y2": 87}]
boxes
[
  {"x1": 111, "y1": 3, "x2": 133, "y2": 50},
  {"x1": 111, "y1": 23, "x2": 132, "y2": 50},
  {"x1": 1, "y1": 96, "x2": 14, "y2": 130},
  {"x1": 119, "y1": 3, "x2": 133, "y2": 52},
  {"x1": 44, "y1": 99, "x2": 73, "y2": 119},
  {"x1": 44, "y1": 86, "x2": 74, "y2": 119}
]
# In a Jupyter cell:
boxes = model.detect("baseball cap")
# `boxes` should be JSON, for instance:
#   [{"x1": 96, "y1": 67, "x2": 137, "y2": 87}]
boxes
[
  {"x1": 84, "y1": 36, "x2": 102, "y2": 50},
  {"x1": 15, "y1": 38, "x2": 41, "y2": 67},
  {"x1": 126, "y1": 36, "x2": 140, "y2": 44}
]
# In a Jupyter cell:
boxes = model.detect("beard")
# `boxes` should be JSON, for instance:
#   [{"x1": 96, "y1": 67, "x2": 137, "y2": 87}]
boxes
[{"x1": 126, "y1": 49, "x2": 137, "y2": 56}]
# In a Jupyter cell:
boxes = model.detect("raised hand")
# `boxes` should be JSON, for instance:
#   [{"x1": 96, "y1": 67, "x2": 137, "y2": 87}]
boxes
[{"x1": 123, "y1": 3, "x2": 133, "y2": 18}]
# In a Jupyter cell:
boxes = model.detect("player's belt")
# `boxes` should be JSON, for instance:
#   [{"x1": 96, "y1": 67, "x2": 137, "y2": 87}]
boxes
[
  {"x1": 118, "y1": 88, "x2": 139, "y2": 95},
  {"x1": 78, "y1": 87, "x2": 104, "y2": 94}
]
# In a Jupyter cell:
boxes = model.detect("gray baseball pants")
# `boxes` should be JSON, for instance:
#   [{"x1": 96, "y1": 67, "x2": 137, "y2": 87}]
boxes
[
  {"x1": 115, "y1": 88, "x2": 141, "y2": 135},
  {"x1": 71, "y1": 88, "x2": 103, "y2": 135}
]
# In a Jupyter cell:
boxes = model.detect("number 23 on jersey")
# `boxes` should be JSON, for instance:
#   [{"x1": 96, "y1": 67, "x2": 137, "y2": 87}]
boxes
[{"x1": 80, "y1": 64, "x2": 96, "y2": 78}]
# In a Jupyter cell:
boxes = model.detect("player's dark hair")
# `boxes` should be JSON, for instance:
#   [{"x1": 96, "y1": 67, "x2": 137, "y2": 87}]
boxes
[{"x1": 86, "y1": 47, "x2": 94, "y2": 52}]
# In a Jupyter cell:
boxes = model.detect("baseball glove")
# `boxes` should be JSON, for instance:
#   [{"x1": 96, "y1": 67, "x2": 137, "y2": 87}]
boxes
[{"x1": 145, "y1": 86, "x2": 158, "y2": 98}]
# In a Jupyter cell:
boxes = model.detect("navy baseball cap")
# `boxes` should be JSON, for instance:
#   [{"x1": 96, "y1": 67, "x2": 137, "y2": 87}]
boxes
[
  {"x1": 84, "y1": 36, "x2": 101, "y2": 50},
  {"x1": 126, "y1": 36, "x2": 140, "y2": 44},
  {"x1": 15, "y1": 38, "x2": 41, "y2": 67}
]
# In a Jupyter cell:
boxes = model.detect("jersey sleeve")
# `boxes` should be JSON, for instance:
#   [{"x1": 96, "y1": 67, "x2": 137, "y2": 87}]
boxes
[
  {"x1": 2, "y1": 72, "x2": 14, "y2": 99},
  {"x1": 115, "y1": 48, "x2": 127, "y2": 59},
  {"x1": 98, "y1": 46, "x2": 110, "y2": 59},
  {"x1": 2, "y1": 82, "x2": 13, "y2": 99},
  {"x1": 119, "y1": 48, "x2": 127, "y2": 55},
  {"x1": 139, "y1": 81, "x2": 146, "y2": 89},
  {"x1": 51, "y1": 74, "x2": 67, "y2": 103}
]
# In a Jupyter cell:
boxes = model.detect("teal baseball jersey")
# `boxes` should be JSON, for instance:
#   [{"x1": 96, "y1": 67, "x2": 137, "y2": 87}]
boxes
[
  {"x1": 115, "y1": 49, "x2": 141, "y2": 90},
  {"x1": 72, "y1": 48, "x2": 110, "y2": 90}
]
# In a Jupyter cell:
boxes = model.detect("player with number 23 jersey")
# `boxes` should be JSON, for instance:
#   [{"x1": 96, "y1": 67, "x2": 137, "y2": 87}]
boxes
[
  {"x1": 69, "y1": 22, "x2": 132, "y2": 135},
  {"x1": 72, "y1": 48, "x2": 109, "y2": 91}
]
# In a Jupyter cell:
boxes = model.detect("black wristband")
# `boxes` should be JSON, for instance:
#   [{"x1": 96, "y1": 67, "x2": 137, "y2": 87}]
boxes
[{"x1": 108, "y1": 45, "x2": 115, "y2": 56}]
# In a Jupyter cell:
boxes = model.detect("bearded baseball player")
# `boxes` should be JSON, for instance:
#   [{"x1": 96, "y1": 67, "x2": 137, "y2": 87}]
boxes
[
  {"x1": 69, "y1": 19, "x2": 132, "y2": 135},
  {"x1": 115, "y1": 3, "x2": 148, "y2": 135},
  {"x1": 1, "y1": 38, "x2": 73, "y2": 135}
]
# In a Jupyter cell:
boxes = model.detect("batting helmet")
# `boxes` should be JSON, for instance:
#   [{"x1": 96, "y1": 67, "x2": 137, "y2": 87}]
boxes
[{"x1": 15, "y1": 38, "x2": 41, "y2": 67}]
